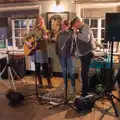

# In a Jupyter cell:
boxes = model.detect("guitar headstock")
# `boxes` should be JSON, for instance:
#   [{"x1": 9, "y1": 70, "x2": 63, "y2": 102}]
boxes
[{"x1": 31, "y1": 34, "x2": 36, "y2": 37}]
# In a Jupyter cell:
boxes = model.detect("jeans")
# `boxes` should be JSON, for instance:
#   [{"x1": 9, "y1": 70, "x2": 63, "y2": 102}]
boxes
[
  {"x1": 80, "y1": 52, "x2": 93, "y2": 95},
  {"x1": 59, "y1": 56, "x2": 75, "y2": 88}
]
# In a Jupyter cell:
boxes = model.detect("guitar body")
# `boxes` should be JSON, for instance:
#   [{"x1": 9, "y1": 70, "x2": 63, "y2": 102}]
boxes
[{"x1": 24, "y1": 37, "x2": 37, "y2": 56}]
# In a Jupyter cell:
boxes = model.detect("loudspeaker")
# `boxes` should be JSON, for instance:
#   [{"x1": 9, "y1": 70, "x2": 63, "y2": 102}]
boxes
[
  {"x1": 105, "y1": 13, "x2": 120, "y2": 42},
  {"x1": 0, "y1": 56, "x2": 26, "y2": 79},
  {"x1": 74, "y1": 95, "x2": 95, "y2": 112},
  {"x1": 6, "y1": 89, "x2": 24, "y2": 107}
]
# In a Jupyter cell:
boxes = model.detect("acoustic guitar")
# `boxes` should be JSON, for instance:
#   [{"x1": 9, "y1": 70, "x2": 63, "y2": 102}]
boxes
[{"x1": 24, "y1": 36, "x2": 41, "y2": 56}]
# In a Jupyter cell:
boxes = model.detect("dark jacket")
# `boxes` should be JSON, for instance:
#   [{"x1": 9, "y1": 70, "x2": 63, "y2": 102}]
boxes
[{"x1": 55, "y1": 30, "x2": 72, "y2": 57}]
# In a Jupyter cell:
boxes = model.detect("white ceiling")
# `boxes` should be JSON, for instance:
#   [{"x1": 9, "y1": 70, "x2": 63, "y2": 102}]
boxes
[
  {"x1": 71, "y1": 0, "x2": 120, "y2": 3},
  {"x1": 1, "y1": 0, "x2": 120, "y2": 4}
]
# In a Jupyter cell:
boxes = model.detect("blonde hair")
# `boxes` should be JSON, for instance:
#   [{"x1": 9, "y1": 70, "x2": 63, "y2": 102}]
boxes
[{"x1": 34, "y1": 16, "x2": 46, "y2": 29}]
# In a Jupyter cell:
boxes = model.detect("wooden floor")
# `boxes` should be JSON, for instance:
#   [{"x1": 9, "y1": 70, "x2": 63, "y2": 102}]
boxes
[{"x1": 0, "y1": 76, "x2": 120, "y2": 120}]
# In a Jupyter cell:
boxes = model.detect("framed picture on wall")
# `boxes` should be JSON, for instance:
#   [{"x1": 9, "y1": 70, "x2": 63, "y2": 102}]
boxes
[
  {"x1": 46, "y1": 12, "x2": 69, "y2": 29},
  {"x1": 46, "y1": 12, "x2": 69, "y2": 41}
]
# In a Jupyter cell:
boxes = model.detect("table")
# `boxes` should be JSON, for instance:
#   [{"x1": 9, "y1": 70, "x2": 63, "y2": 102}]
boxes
[
  {"x1": 90, "y1": 60, "x2": 110, "y2": 69},
  {"x1": 89, "y1": 58, "x2": 113, "y2": 93},
  {"x1": 0, "y1": 54, "x2": 7, "y2": 59}
]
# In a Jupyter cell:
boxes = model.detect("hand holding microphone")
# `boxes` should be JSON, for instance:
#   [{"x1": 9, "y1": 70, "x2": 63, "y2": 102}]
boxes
[{"x1": 72, "y1": 27, "x2": 77, "y2": 33}]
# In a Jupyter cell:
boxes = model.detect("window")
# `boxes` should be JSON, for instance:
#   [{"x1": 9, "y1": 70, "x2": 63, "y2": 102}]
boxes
[
  {"x1": 82, "y1": 18, "x2": 110, "y2": 49},
  {"x1": 83, "y1": 19, "x2": 89, "y2": 25},
  {"x1": 101, "y1": 19, "x2": 105, "y2": 28},
  {"x1": 101, "y1": 19, "x2": 105, "y2": 40},
  {"x1": 83, "y1": 18, "x2": 98, "y2": 39},
  {"x1": 91, "y1": 19, "x2": 98, "y2": 28},
  {"x1": 12, "y1": 19, "x2": 36, "y2": 50},
  {"x1": 100, "y1": 18, "x2": 108, "y2": 48}
]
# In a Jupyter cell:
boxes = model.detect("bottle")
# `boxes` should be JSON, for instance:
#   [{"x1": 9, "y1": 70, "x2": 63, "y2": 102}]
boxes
[
  {"x1": 1, "y1": 35, "x2": 5, "y2": 48},
  {"x1": 96, "y1": 84, "x2": 104, "y2": 93}
]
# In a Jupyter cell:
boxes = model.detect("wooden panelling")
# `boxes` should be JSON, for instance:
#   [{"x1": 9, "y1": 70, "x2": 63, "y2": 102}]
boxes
[
  {"x1": 0, "y1": 17, "x2": 8, "y2": 27},
  {"x1": 81, "y1": 7, "x2": 117, "y2": 18},
  {"x1": 0, "y1": 10, "x2": 39, "y2": 19}
]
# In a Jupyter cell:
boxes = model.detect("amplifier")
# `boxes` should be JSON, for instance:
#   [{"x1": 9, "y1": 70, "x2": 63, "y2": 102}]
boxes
[{"x1": 0, "y1": 55, "x2": 26, "y2": 79}]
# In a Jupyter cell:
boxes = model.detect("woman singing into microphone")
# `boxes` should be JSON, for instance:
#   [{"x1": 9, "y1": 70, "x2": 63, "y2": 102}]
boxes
[{"x1": 55, "y1": 20, "x2": 76, "y2": 93}]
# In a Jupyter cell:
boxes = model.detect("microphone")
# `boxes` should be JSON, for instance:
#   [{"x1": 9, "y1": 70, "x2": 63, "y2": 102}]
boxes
[
  {"x1": 70, "y1": 27, "x2": 79, "y2": 35},
  {"x1": 76, "y1": 29, "x2": 79, "y2": 33},
  {"x1": 36, "y1": 37, "x2": 41, "y2": 42}
]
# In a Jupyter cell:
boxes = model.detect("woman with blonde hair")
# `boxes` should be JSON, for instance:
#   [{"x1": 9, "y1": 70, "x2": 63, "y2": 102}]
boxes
[{"x1": 24, "y1": 17, "x2": 53, "y2": 88}]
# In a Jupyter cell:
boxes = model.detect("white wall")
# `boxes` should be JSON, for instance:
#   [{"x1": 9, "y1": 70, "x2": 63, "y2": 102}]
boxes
[
  {"x1": 0, "y1": 1, "x2": 76, "y2": 13},
  {"x1": 40, "y1": 1, "x2": 76, "y2": 13}
]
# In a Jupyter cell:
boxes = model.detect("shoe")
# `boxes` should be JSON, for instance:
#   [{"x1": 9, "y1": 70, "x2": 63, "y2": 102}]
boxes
[
  {"x1": 48, "y1": 84, "x2": 53, "y2": 89},
  {"x1": 113, "y1": 86, "x2": 117, "y2": 91},
  {"x1": 75, "y1": 95, "x2": 84, "y2": 100},
  {"x1": 62, "y1": 85, "x2": 67, "y2": 90},
  {"x1": 62, "y1": 87, "x2": 65, "y2": 90},
  {"x1": 81, "y1": 93, "x2": 88, "y2": 97},
  {"x1": 70, "y1": 87, "x2": 76, "y2": 94},
  {"x1": 38, "y1": 84, "x2": 43, "y2": 88}
]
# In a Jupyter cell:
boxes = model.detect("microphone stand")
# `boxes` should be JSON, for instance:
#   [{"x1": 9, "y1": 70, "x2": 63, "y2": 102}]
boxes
[
  {"x1": 60, "y1": 31, "x2": 72, "y2": 104},
  {"x1": 26, "y1": 35, "x2": 40, "y2": 99}
]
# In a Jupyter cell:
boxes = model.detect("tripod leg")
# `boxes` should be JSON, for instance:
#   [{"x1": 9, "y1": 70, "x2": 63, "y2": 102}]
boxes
[
  {"x1": 8, "y1": 67, "x2": 16, "y2": 91},
  {"x1": 8, "y1": 67, "x2": 12, "y2": 89},
  {"x1": 108, "y1": 94, "x2": 119, "y2": 117},
  {"x1": 11, "y1": 67, "x2": 28, "y2": 84},
  {"x1": 111, "y1": 94, "x2": 120, "y2": 102},
  {"x1": 0, "y1": 67, "x2": 7, "y2": 79},
  {"x1": 99, "y1": 113, "x2": 106, "y2": 120},
  {"x1": 0, "y1": 66, "x2": 11, "y2": 88},
  {"x1": 10, "y1": 67, "x2": 24, "y2": 84}
]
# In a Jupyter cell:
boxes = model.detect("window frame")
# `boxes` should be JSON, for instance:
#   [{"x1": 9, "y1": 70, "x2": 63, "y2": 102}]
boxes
[
  {"x1": 82, "y1": 18, "x2": 106, "y2": 44},
  {"x1": 11, "y1": 18, "x2": 36, "y2": 51}
]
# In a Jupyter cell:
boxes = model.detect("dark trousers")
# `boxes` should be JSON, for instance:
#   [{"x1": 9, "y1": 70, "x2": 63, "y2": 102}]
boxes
[
  {"x1": 35, "y1": 63, "x2": 51, "y2": 85},
  {"x1": 80, "y1": 52, "x2": 93, "y2": 95}
]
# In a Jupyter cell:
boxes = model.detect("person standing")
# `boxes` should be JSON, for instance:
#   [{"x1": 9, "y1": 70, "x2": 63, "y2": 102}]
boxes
[
  {"x1": 55, "y1": 20, "x2": 75, "y2": 93},
  {"x1": 24, "y1": 17, "x2": 53, "y2": 88},
  {"x1": 71, "y1": 17, "x2": 96, "y2": 97}
]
